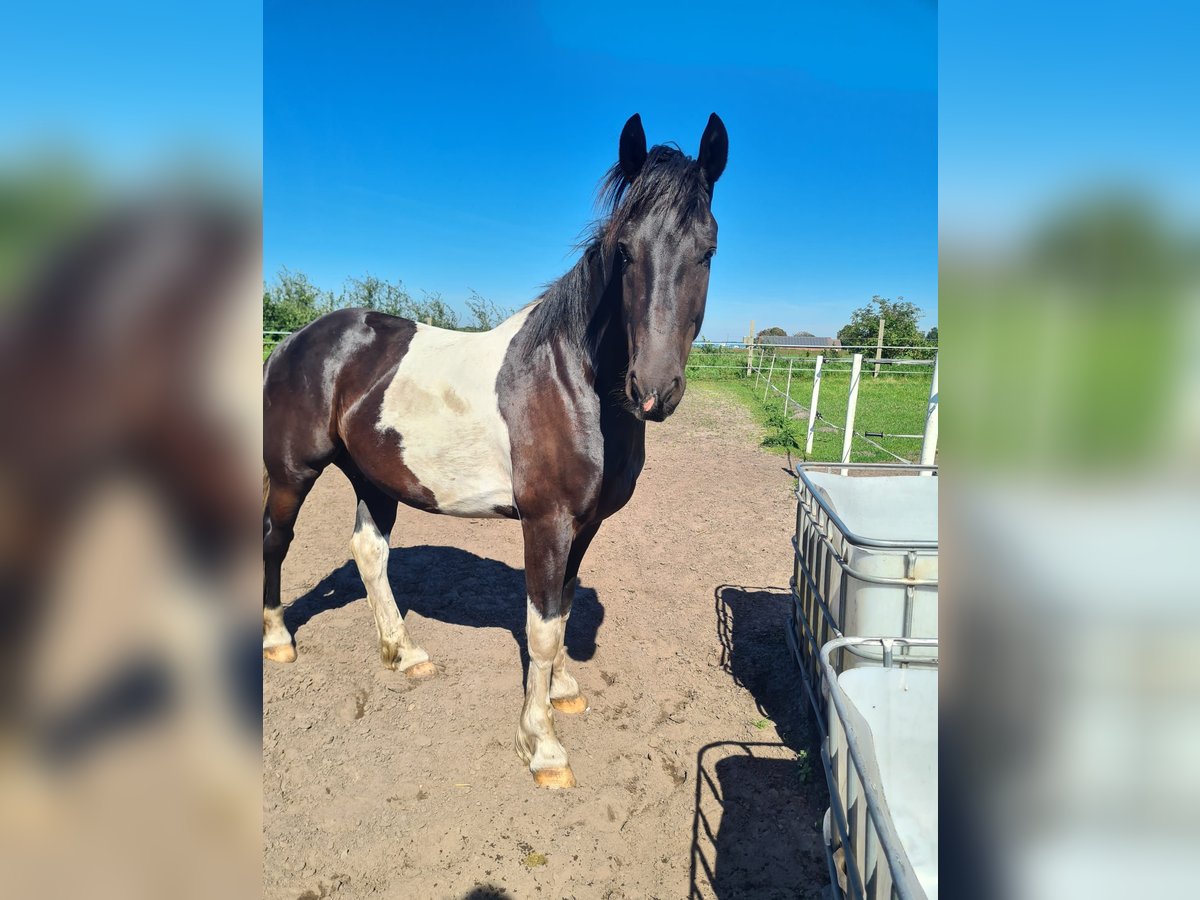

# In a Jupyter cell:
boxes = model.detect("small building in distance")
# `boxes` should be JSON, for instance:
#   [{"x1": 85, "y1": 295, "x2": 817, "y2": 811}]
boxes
[{"x1": 755, "y1": 333, "x2": 842, "y2": 350}]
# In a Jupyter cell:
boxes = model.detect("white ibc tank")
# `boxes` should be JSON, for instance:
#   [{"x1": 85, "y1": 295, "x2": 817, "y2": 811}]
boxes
[
  {"x1": 832, "y1": 665, "x2": 939, "y2": 899},
  {"x1": 806, "y1": 473, "x2": 938, "y2": 659}
]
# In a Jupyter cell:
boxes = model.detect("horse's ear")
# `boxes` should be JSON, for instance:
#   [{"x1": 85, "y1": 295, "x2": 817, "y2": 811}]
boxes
[
  {"x1": 698, "y1": 113, "x2": 728, "y2": 189},
  {"x1": 619, "y1": 114, "x2": 647, "y2": 182}
]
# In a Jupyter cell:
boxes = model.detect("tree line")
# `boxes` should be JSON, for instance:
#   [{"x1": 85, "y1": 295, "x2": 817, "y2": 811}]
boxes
[
  {"x1": 263, "y1": 267, "x2": 513, "y2": 335},
  {"x1": 266, "y1": 268, "x2": 936, "y2": 360}
]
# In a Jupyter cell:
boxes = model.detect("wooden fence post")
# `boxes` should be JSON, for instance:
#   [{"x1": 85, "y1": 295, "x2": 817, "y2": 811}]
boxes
[
  {"x1": 805, "y1": 355, "x2": 823, "y2": 454},
  {"x1": 873, "y1": 316, "x2": 884, "y2": 378},
  {"x1": 841, "y1": 353, "x2": 863, "y2": 473}
]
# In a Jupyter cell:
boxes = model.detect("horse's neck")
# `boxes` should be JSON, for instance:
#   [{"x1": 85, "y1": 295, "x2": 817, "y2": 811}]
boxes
[
  {"x1": 535, "y1": 249, "x2": 634, "y2": 417},
  {"x1": 589, "y1": 280, "x2": 631, "y2": 405}
]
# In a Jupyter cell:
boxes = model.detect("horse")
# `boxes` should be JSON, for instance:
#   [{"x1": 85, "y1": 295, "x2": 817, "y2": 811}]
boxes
[{"x1": 263, "y1": 112, "x2": 728, "y2": 788}]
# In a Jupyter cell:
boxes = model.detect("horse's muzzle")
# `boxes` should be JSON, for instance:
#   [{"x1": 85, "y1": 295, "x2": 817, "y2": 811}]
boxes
[{"x1": 629, "y1": 374, "x2": 683, "y2": 422}]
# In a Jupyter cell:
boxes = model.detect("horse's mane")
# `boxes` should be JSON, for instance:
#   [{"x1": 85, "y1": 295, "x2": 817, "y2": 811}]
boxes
[{"x1": 520, "y1": 144, "x2": 710, "y2": 356}]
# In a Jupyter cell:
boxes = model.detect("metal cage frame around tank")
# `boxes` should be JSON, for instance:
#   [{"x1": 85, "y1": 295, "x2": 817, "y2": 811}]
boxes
[
  {"x1": 786, "y1": 462, "x2": 938, "y2": 725},
  {"x1": 821, "y1": 636, "x2": 938, "y2": 900}
]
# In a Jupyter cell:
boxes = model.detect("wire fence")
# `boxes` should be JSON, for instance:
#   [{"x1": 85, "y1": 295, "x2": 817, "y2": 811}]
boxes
[
  {"x1": 263, "y1": 330, "x2": 291, "y2": 355},
  {"x1": 688, "y1": 345, "x2": 938, "y2": 466},
  {"x1": 683, "y1": 341, "x2": 936, "y2": 385}
]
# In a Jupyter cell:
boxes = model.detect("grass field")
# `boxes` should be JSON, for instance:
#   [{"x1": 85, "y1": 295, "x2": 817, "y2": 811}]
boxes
[{"x1": 686, "y1": 349, "x2": 934, "y2": 464}]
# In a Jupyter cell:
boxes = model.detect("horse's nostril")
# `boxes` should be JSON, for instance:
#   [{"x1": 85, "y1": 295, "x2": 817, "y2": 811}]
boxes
[{"x1": 659, "y1": 376, "x2": 683, "y2": 408}]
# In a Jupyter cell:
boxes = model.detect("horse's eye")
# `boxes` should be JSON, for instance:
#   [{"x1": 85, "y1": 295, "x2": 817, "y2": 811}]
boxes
[
  {"x1": 702, "y1": 247, "x2": 717, "y2": 266},
  {"x1": 617, "y1": 242, "x2": 632, "y2": 267}
]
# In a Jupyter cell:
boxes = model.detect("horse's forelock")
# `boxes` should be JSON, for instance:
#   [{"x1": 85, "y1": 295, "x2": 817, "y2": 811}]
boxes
[{"x1": 598, "y1": 145, "x2": 710, "y2": 252}]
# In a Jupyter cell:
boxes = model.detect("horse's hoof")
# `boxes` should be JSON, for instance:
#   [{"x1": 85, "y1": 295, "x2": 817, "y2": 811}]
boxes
[
  {"x1": 551, "y1": 694, "x2": 588, "y2": 714},
  {"x1": 532, "y1": 767, "x2": 577, "y2": 789},
  {"x1": 263, "y1": 643, "x2": 297, "y2": 664},
  {"x1": 402, "y1": 661, "x2": 438, "y2": 679}
]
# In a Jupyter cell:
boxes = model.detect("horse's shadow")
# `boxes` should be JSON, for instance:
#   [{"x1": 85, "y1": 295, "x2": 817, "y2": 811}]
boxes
[{"x1": 282, "y1": 545, "x2": 603, "y2": 667}]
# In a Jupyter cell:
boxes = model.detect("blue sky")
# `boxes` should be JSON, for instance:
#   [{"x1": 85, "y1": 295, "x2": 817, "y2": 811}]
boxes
[
  {"x1": 0, "y1": 2, "x2": 260, "y2": 178},
  {"x1": 266, "y1": 1, "x2": 936, "y2": 340},
  {"x1": 6, "y1": 3, "x2": 1192, "y2": 342},
  {"x1": 939, "y1": 2, "x2": 1200, "y2": 242}
]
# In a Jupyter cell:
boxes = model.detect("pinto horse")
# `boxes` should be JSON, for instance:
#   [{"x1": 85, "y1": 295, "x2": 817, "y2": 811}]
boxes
[{"x1": 263, "y1": 113, "x2": 728, "y2": 788}]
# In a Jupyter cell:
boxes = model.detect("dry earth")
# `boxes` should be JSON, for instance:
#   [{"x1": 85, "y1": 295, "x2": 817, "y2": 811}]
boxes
[{"x1": 263, "y1": 383, "x2": 827, "y2": 899}]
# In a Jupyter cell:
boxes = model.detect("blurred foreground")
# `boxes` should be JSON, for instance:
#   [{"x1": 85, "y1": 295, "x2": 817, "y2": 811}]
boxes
[
  {"x1": 1, "y1": 4, "x2": 261, "y2": 895},
  {"x1": 939, "y1": 1, "x2": 1200, "y2": 889},
  {"x1": 0, "y1": 173, "x2": 261, "y2": 897},
  {"x1": 944, "y1": 190, "x2": 1200, "y2": 896}
]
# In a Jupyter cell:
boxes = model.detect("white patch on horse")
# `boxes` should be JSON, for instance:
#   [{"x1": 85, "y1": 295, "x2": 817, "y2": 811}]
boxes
[{"x1": 376, "y1": 306, "x2": 535, "y2": 517}]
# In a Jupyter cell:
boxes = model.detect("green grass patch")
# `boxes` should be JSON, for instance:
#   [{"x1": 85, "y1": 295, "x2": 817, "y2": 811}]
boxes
[
  {"x1": 684, "y1": 346, "x2": 754, "y2": 380},
  {"x1": 689, "y1": 356, "x2": 933, "y2": 464}
]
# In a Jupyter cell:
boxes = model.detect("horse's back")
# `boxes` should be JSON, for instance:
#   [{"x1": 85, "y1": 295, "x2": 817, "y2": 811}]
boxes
[
  {"x1": 263, "y1": 308, "x2": 416, "y2": 481},
  {"x1": 264, "y1": 306, "x2": 535, "y2": 518}
]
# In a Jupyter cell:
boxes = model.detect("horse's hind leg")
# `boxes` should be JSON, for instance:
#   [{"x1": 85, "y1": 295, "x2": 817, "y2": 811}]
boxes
[
  {"x1": 348, "y1": 481, "x2": 435, "y2": 678},
  {"x1": 263, "y1": 470, "x2": 318, "y2": 663},
  {"x1": 549, "y1": 521, "x2": 600, "y2": 715}
]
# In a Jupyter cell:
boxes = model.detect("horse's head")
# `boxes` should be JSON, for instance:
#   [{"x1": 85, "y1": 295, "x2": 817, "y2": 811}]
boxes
[{"x1": 604, "y1": 113, "x2": 727, "y2": 422}]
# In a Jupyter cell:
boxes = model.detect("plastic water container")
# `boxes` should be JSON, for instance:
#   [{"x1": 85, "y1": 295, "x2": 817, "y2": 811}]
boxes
[
  {"x1": 804, "y1": 471, "x2": 938, "y2": 669},
  {"x1": 822, "y1": 638, "x2": 938, "y2": 900}
]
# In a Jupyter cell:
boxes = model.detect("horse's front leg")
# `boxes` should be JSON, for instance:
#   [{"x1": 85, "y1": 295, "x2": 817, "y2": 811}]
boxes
[
  {"x1": 515, "y1": 513, "x2": 577, "y2": 789},
  {"x1": 549, "y1": 520, "x2": 601, "y2": 714},
  {"x1": 547, "y1": 576, "x2": 585, "y2": 714}
]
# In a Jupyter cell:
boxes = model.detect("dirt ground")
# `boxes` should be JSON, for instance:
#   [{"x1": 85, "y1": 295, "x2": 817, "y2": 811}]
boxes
[{"x1": 263, "y1": 383, "x2": 828, "y2": 900}]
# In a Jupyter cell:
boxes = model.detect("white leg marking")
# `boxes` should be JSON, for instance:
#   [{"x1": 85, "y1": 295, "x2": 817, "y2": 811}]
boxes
[
  {"x1": 262, "y1": 606, "x2": 292, "y2": 650},
  {"x1": 516, "y1": 597, "x2": 570, "y2": 773},
  {"x1": 549, "y1": 578, "x2": 581, "y2": 702},
  {"x1": 350, "y1": 505, "x2": 430, "y2": 673},
  {"x1": 263, "y1": 606, "x2": 296, "y2": 663}
]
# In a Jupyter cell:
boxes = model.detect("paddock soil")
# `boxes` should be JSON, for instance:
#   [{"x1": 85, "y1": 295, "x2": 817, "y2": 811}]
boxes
[{"x1": 263, "y1": 383, "x2": 827, "y2": 900}]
